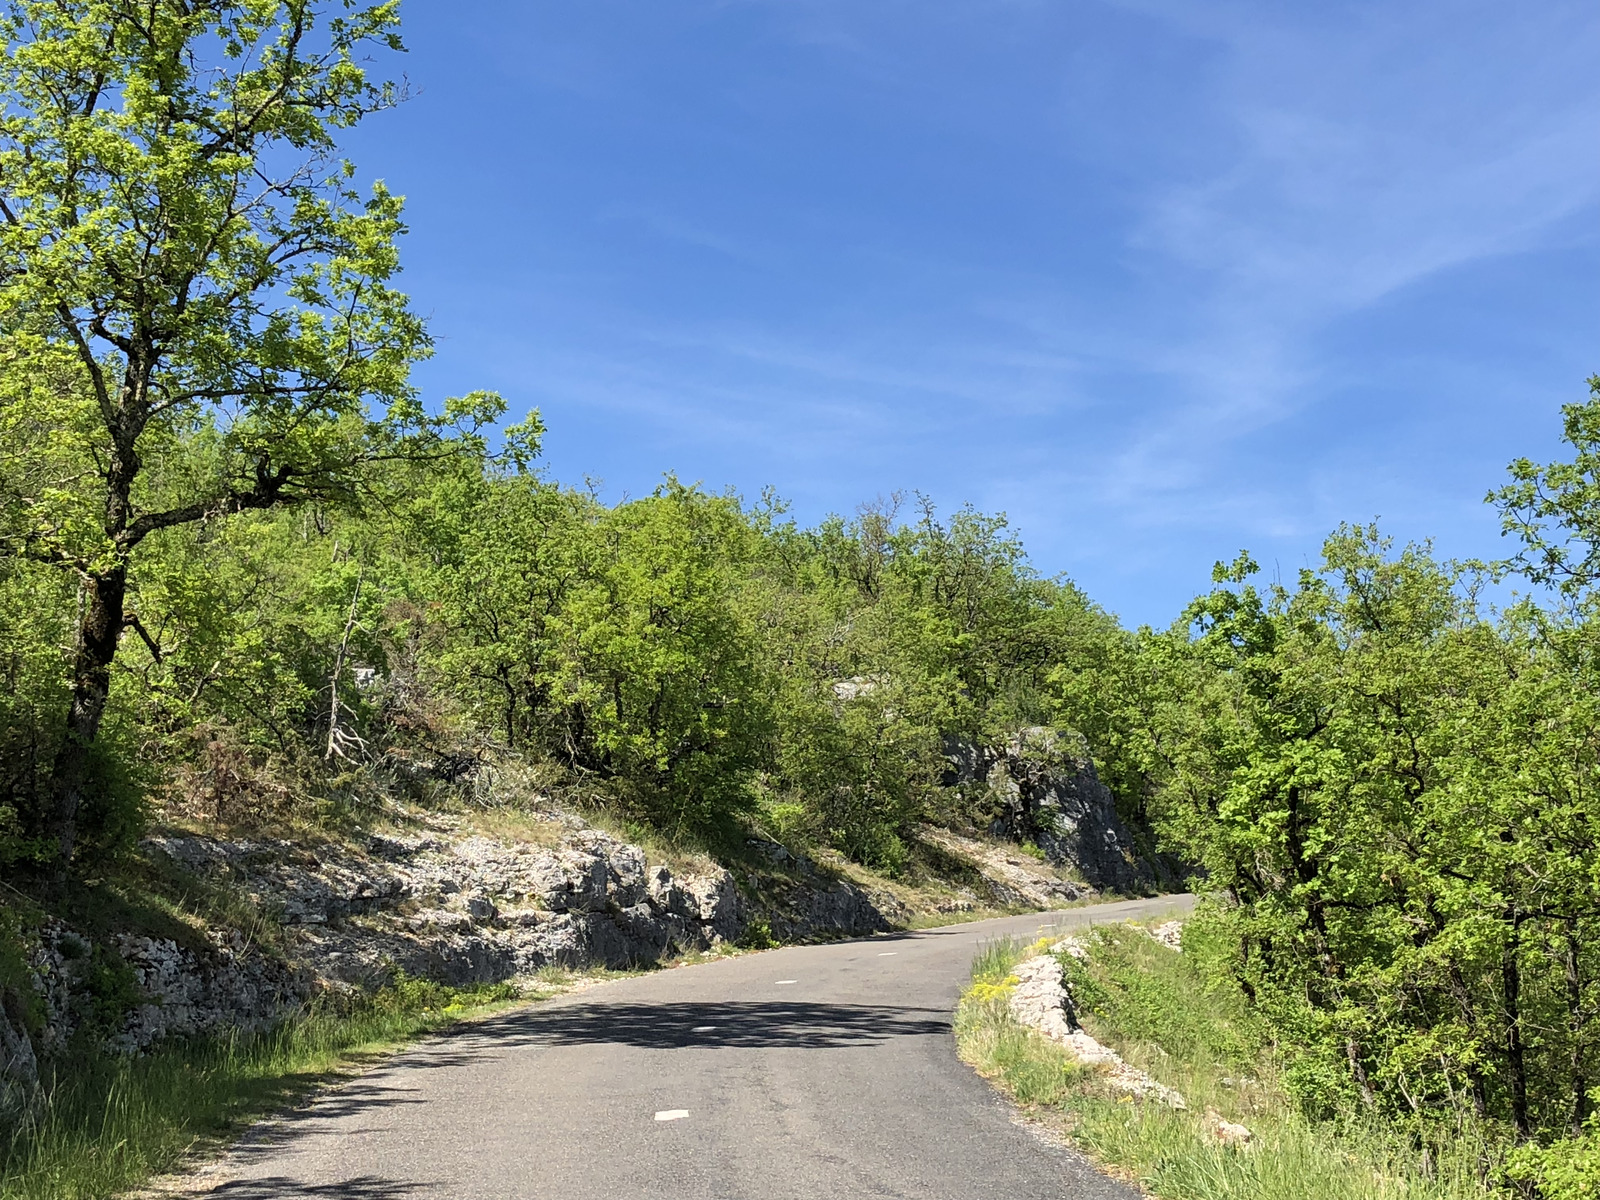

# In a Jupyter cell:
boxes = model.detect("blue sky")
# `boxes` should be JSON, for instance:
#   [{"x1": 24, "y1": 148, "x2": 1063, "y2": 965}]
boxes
[{"x1": 346, "y1": 0, "x2": 1600, "y2": 627}]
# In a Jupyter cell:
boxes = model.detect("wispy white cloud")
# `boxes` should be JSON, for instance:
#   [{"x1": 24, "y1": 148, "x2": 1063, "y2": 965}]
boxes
[
  {"x1": 655, "y1": 2, "x2": 1600, "y2": 533},
  {"x1": 1075, "y1": 0, "x2": 1600, "y2": 516}
]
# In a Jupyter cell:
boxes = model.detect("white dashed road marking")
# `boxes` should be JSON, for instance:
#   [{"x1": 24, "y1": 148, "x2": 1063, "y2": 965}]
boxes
[
  {"x1": 878, "y1": 952, "x2": 897, "y2": 956},
  {"x1": 655, "y1": 1110, "x2": 690, "y2": 1122},
  {"x1": 775, "y1": 980, "x2": 797, "y2": 985}
]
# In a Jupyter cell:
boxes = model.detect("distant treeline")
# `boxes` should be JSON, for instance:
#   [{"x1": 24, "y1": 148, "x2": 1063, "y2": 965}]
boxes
[{"x1": 0, "y1": 449, "x2": 1125, "y2": 868}]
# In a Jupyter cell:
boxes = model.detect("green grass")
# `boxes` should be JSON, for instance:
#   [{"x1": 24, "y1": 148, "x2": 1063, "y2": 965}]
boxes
[
  {"x1": 953, "y1": 935, "x2": 1090, "y2": 1108},
  {"x1": 968, "y1": 934, "x2": 1028, "y2": 985},
  {"x1": 0, "y1": 978, "x2": 521, "y2": 1200},
  {"x1": 955, "y1": 924, "x2": 1494, "y2": 1200},
  {"x1": 898, "y1": 905, "x2": 1013, "y2": 931},
  {"x1": 954, "y1": 992, "x2": 1091, "y2": 1107}
]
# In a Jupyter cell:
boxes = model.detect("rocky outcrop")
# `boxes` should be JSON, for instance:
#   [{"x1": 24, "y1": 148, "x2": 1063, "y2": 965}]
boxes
[
  {"x1": 1008, "y1": 941, "x2": 1185, "y2": 1108},
  {"x1": 0, "y1": 805, "x2": 931, "y2": 1087},
  {"x1": 1149, "y1": 920, "x2": 1184, "y2": 952},
  {"x1": 739, "y1": 838, "x2": 905, "y2": 942},
  {"x1": 916, "y1": 826, "x2": 1092, "y2": 910},
  {"x1": 0, "y1": 1000, "x2": 36, "y2": 1115},
  {"x1": 0, "y1": 821, "x2": 758, "y2": 1083},
  {"x1": 0, "y1": 917, "x2": 307, "y2": 1115},
  {"x1": 21, "y1": 918, "x2": 307, "y2": 1061},
  {"x1": 944, "y1": 727, "x2": 1155, "y2": 893},
  {"x1": 144, "y1": 827, "x2": 748, "y2": 989},
  {"x1": 109, "y1": 931, "x2": 302, "y2": 1055}
]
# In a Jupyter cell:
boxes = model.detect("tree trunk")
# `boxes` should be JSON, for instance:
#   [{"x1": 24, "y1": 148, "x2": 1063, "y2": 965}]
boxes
[
  {"x1": 1346, "y1": 1037, "x2": 1377, "y2": 1109},
  {"x1": 325, "y1": 567, "x2": 363, "y2": 762},
  {"x1": 1567, "y1": 921, "x2": 1588, "y2": 1135},
  {"x1": 46, "y1": 563, "x2": 127, "y2": 866},
  {"x1": 46, "y1": 371, "x2": 141, "y2": 870},
  {"x1": 1504, "y1": 917, "x2": 1531, "y2": 1138}
]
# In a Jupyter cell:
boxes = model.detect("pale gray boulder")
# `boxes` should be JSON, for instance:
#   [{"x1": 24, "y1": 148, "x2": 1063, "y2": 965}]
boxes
[
  {"x1": 944, "y1": 727, "x2": 1157, "y2": 893},
  {"x1": 528, "y1": 846, "x2": 611, "y2": 913}
]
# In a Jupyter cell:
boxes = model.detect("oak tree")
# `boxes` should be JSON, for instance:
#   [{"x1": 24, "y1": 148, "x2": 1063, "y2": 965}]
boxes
[{"x1": 0, "y1": 0, "x2": 506, "y2": 865}]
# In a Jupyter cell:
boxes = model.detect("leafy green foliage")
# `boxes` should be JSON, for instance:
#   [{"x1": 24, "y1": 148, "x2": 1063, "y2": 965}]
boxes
[
  {"x1": 1507, "y1": 1116, "x2": 1600, "y2": 1200},
  {"x1": 541, "y1": 482, "x2": 771, "y2": 832},
  {"x1": 0, "y1": 0, "x2": 1117, "y2": 860},
  {"x1": 0, "y1": 0, "x2": 519, "y2": 864},
  {"x1": 1492, "y1": 375, "x2": 1600, "y2": 593},
  {"x1": 1063, "y1": 924, "x2": 1263, "y2": 1073},
  {"x1": 957, "y1": 924, "x2": 1491, "y2": 1200},
  {"x1": 1126, "y1": 529, "x2": 1600, "y2": 1141},
  {"x1": 0, "y1": 908, "x2": 41, "y2": 1039}
]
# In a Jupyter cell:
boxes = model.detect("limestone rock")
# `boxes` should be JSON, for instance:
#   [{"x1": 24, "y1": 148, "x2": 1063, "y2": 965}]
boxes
[
  {"x1": 0, "y1": 1001, "x2": 37, "y2": 1114},
  {"x1": 918, "y1": 826, "x2": 1091, "y2": 910},
  {"x1": 6, "y1": 917, "x2": 309, "y2": 1059},
  {"x1": 84, "y1": 813, "x2": 938, "y2": 1056},
  {"x1": 416, "y1": 930, "x2": 516, "y2": 984},
  {"x1": 528, "y1": 846, "x2": 610, "y2": 913},
  {"x1": 366, "y1": 833, "x2": 441, "y2": 860},
  {"x1": 409, "y1": 909, "x2": 474, "y2": 934},
  {"x1": 831, "y1": 675, "x2": 880, "y2": 703},
  {"x1": 757, "y1": 875, "x2": 894, "y2": 943},
  {"x1": 462, "y1": 892, "x2": 499, "y2": 923},
  {"x1": 445, "y1": 836, "x2": 564, "y2": 901},
  {"x1": 1204, "y1": 1111, "x2": 1252, "y2": 1146},
  {"x1": 646, "y1": 865, "x2": 692, "y2": 918},
  {"x1": 108, "y1": 930, "x2": 305, "y2": 1053},
  {"x1": 681, "y1": 870, "x2": 742, "y2": 941},
  {"x1": 508, "y1": 911, "x2": 648, "y2": 971},
  {"x1": 1005, "y1": 948, "x2": 1185, "y2": 1109},
  {"x1": 942, "y1": 728, "x2": 1159, "y2": 892},
  {"x1": 602, "y1": 840, "x2": 648, "y2": 908},
  {"x1": 1150, "y1": 920, "x2": 1184, "y2": 952}
]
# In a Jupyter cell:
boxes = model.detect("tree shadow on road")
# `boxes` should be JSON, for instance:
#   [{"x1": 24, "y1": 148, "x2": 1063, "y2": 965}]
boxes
[
  {"x1": 184, "y1": 1000, "x2": 947, "y2": 1192},
  {"x1": 205, "y1": 1176, "x2": 435, "y2": 1197},
  {"x1": 467, "y1": 999, "x2": 952, "y2": 1051}
]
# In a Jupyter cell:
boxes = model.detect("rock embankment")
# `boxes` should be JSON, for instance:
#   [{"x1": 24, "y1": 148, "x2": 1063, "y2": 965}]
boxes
[
  {"x1": 147, "y1": 826, "x2": 746, "y2": 989},
  {"x1": 1, "y1": 762, "x2": 1145, "y2": 1105},
  {"x1": 1006, "y1": 935, "x2": 1186, "y2": 1108},
  {"x1": 916, "y1": 826, "x2": 1093, "y2": 910},
  {"x1": 1, "y1": 814, "x2": 908, "y2": 1094},
  {"x1": 1003, "y1": 924, "x2": 1255, "y2": 1147},
  {"x1": 945, "y1": 727, "x2": 1159, "y2": 893},
  {"x1": 4, "y1": 917, "x2": 305, "y2": 1112}
]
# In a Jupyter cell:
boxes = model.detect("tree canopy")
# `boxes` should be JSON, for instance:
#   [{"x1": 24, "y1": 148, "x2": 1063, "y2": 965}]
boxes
[{"x1": 0, "y1": 0, "x2": 525, "y2": 864}]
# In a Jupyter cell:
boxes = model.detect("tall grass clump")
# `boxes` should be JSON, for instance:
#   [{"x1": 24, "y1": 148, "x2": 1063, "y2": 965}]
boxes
[
  {"x1": 955, "y1": 936, "x2": 1091, "y2": 1107},
  {"x1": 0, "y1": 978, "x2": 517, "y2": 1200},
  {"x1": 955, "y1": 922, "x2": 1496, "y2": 1200}
]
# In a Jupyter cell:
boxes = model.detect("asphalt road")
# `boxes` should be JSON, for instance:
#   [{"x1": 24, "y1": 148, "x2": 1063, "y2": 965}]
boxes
[{"x1": 186, "y1": 895, "x2": 1193, "y2": 1200}]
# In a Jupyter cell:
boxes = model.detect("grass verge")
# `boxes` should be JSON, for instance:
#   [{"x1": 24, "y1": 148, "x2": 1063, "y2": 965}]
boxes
[
  {"x1": 0, "y1": 976, "x2": 524, "y2": 1200},
  {"x1": 954, "y1": 925, "x2": 1494, "y2": 1200}
]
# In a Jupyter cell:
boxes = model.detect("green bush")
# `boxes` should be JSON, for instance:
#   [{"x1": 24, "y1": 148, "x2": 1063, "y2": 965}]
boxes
[
  {"x1": 1062, "y1": 922, "x2": 1264, "y2": 1074},
  {"x1": 0, "y1": 910, "x2": 42, "y2": 1041},
  {"x1": 1509, "y1": 1143, "x2": 1600, "y2": 1199},
  {"x1": 957, "y1": 923, "x2": 1494, "y2": 1200},
  {"x1": 1506, "y1": 1104, "x2": 1600, "y2": 1199}
]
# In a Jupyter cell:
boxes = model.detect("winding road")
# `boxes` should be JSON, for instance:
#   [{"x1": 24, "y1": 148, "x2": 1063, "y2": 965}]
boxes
[{"x1": 180, "y1": 895, "x2": 1192, "y2": 1199}]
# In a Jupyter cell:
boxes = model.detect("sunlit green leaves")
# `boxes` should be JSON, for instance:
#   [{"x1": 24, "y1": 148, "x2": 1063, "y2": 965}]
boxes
[{"x1": 1135, "y1": 523, "x2": 1600, "y2": 1143}]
